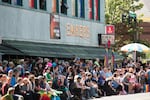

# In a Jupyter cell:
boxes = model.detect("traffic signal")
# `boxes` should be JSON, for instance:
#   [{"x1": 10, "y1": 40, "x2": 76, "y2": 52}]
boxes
[
  {"x1": 128, "y1": 11, "x2": 137, "y2": 24},
  {"x1": 122, "y1": 14, "x2": 127, "y2": 23},
  {"x1": 128, "y1": 16, "x2": 132, "y2": 24}
]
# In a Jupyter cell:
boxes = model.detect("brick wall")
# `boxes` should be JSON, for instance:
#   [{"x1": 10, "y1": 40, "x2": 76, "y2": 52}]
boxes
[{"x1": 139, "y1": 22, "x2": 150, "y2": 41}]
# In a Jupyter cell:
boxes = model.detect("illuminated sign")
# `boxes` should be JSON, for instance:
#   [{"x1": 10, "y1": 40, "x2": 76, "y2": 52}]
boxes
[
  {"x1": 105, "y1": 25, "x2": 115, "y2": 34},
  {"x1": 66, "y1": 23, "x2": 90, "y2": 38}
]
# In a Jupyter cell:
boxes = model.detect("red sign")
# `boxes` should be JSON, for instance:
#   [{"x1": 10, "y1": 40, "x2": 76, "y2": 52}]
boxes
[{"x1": 105, "y1": 25, "x2": 115, "y2": 34}]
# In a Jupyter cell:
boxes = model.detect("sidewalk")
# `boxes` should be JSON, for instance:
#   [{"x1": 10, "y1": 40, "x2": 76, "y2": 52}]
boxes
[{"x1": 92, "y1": 93, "x2": 150, "y2": 100}]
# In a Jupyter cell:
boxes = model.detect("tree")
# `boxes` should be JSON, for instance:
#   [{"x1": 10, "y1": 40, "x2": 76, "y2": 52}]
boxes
[{"x1": 105, "y1": 0, "x2": 144, "y2": 51}]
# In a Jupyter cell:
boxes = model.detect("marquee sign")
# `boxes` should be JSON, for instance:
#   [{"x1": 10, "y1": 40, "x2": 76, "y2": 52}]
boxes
[{"x1": 66, "y1": 23, "x2": 90, "y2": 38}]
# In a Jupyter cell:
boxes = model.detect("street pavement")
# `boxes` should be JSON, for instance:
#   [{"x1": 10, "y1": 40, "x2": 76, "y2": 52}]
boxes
[{"x1": 92, "y1": 93, "x2": 150, "y2": 100}]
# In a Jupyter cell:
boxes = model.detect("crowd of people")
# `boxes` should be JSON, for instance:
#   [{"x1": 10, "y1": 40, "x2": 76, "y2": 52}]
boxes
[{"x1": 0, "y1": 57, "x2": 150, "y2": 100}]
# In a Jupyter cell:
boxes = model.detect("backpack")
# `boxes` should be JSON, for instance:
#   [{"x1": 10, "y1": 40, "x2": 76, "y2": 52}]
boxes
[{"x1": 98, "y1": 76, "x2": 105, "y2": 86}]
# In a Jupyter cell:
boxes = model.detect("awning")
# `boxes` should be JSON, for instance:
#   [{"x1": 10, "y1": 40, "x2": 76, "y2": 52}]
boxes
[
  {"x1": 0, "y1": 44, "x2": 24, "y2": 55},
  {"x1": 1, "y1": 40, "x2": 123, "y2": 59}
]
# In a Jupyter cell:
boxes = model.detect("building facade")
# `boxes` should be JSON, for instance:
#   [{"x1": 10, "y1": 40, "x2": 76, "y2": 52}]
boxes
[
  {"x1": 136, "y1": 0, "x2": 150, "y2": 42},
  {"x1": 0, "y1": 0, "x2": 106, "y2": 59}
]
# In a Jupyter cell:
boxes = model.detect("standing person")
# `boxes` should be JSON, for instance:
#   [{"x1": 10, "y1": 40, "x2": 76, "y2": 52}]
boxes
[
  {"x1": 138, "y1": 68, "x2": 146, "y2": 92},
  {"x1": 16, "y1": 59, "x2": 25, "y2": 77},
  {"x1": 43, "y1": 65, "x2": 52, "y2": 82},
  {"x1": 6, "y1": 62, "x2": 15, "y2": 73},
  {"x1": 52, "y1": 58, "x2": 58, "y2": 68},
  {"x1": 94, "y1": 58, "x2": 100, "y2": 68},
  {"x1": 28, "y1": 75, "x2": 35, "y2": 92},
  {"x1": 2, "y1": 60, "x2": 8, "y2": 74},
  {"x1": 145, "y1": 66, "x2": 150, "y2": 92},
  {"x1": 8, "y1": 70, "x2": 16, "y2": 87},
  {"x1": 37, "y1": 63, "x2": 44, "y2": 76}
]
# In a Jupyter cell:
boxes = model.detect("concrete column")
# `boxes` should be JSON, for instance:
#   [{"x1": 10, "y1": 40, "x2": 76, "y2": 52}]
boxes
[
  {"x1": 23, "y1": 0, "x2": 29, "y2": 9},
  {"x1": 84, "y1": 0, "x2": 88, "y2": 20},
  {"x1": 78, "y1": 0, "x2": 80, "y2": 18},
  {"x1": 11, "y1": 0, "x2": 16, "y2": 5},
  {"x1": 37, "y1": 0, "x2": 39, "y2": 9},
  {"x1": 100, "y1": 0, "x2": 105, "y2": 23},
  {"x1": 46, "y1": 0, "x2": 52, "y2": 13},
  {"x1": 59, "y1": 0, "x2": 61, "y2": 14},
  {"x1": 67, "y1": 0, "x2": 71, "y2": 17}
]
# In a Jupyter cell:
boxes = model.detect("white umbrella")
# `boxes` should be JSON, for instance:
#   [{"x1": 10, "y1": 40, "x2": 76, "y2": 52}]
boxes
[
  {"x1": 120, "y1": 43, "x2": 150, "y2": 52},
  {"x1": 120, "y1": 43, "x2": 150, "y2": 61}
]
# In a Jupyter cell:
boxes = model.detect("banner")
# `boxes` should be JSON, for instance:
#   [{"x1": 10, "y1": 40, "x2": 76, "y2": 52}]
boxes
[
  {"x1": 111, "y1": 50, "x2": 115, "y2": 70},
  {"x1": 52, "y1": 0, "x2": 59, "y2": 13},
  {"x1": 80, "y1": 0, "x2": 85, "y2": 18},
  {"x1": 29, "y1": 0, "x2": 37, "y2": 8},
  {"x1": 72, "y1": 0, "x2": 75, "y2": 16},
  {"x1": 50, "y1": 14, "x2": 61, "y2": 39},
  {"x1": 104, "y1": 48, "x2": 109, "y2": 67},
  {"x1": 88, "y1": 0, "x2": 92, "y2": 19},
  {"x1": 52, "y1": 0, "x2": 56, "y2": 12},
  {"x1": 95, "y1": 0, "x2": 99, "y2": 20},
  {"x1": 91, "y1": 0, "x2": 94, "y2": 19},
  {"x1": 72, "y1": 0, "x2": 78, "y2": 17},
  {"x1": 29, "y1": 0, "x2": 34, "y2": 8}
]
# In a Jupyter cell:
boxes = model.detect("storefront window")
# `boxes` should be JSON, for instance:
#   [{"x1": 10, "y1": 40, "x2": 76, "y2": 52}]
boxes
[
  {"x1": 2, "y1": 0, "x2": 11, "y2": 4},
  {"x1": 39, "y1": 0, "x2": 46, "y2": 10}
]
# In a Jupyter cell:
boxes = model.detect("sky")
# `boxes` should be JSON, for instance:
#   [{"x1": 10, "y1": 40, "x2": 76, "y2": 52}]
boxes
[{"x1": 136, "y1": 0, "x2": 150, "y2": 18}]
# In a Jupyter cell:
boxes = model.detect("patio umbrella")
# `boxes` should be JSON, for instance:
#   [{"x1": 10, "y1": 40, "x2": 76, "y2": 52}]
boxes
[
  {"x1": 120, "y1": 43, "x2": 150, "y2": 53},
  {"x1": 120, "y1": 43, "x2": 150, "y2": 62}
]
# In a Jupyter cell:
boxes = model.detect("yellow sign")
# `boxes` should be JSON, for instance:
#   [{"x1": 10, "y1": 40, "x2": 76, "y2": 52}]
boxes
[{"x1": 66, "y1": 23, "x2": 90, "y2": 38}]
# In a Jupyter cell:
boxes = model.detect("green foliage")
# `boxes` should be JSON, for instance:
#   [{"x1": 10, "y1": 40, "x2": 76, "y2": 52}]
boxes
[
  {"x1": 105, "y1": 0, "x2": 145, "y2": 51},
  {"x1": 105, "y1": 0, "x2": 143, "y2": 24}
]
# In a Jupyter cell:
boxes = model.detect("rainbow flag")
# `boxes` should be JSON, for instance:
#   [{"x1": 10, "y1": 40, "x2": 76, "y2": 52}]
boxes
[
  {"x1": 29, "y1": 0, "x2": 37, "y2": 8},
  {"x1": 95, "y1": 0, "x2": 100, "y2": 20},
  {"x1": 145, "y1": 84, "x2": 149, "y2": 92},
  {"x1": 111, "y1": 50, "x2": 115, "y2": 69},
  {"x1": 88, "y1": 0, "x2": 92, "y2": 19},
  {"x1": 72, "y1": 0, "x2": 78, "y2": 17},
  {"x1": 104, "y1": 48, "x2": 109, "y2": 67},
  {"x1": 91, "y1": 0, "x2": 94, "y2": 19}
]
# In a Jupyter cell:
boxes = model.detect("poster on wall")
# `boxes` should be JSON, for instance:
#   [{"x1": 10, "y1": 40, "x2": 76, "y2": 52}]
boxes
[{"x1": 50, "y1": 14, "x2": 61, "y2": 39}]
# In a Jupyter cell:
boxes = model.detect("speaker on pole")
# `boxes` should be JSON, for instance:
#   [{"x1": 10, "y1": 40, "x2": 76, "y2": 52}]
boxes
[{"x1": 98, "y1": 34, "x2": 101, "y2": 46}]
